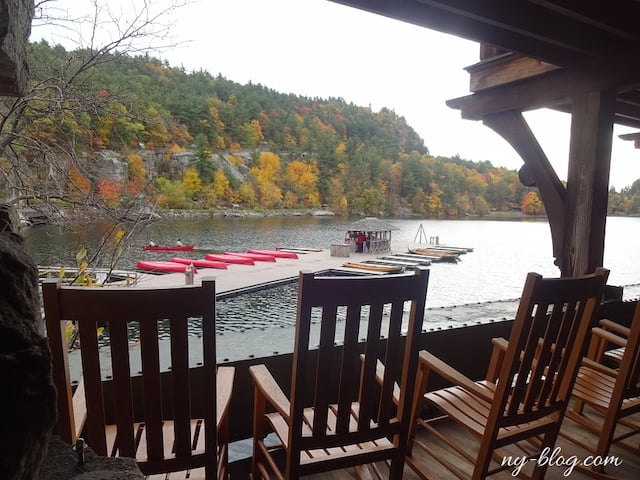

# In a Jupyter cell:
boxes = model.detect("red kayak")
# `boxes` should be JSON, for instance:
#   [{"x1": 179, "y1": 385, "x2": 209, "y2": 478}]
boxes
[
  {"x1": 225, "y1": 251, "x2": 276, "y2": 262},
  {"x1": 248, "y1": 249, "x2": 298, "y2": 259},
  {"x1": 205, "y1": 253, "x2": 254, "y2": 265},
  {"x1": 170, "y1": 257, "x2": 228, "y2": 269},
  {"x1": 136, "y1": 261, "x2": 198, "y2": 273},
  {"x1": 142, "y1": 245, "x2": 195, "y2": 251}
]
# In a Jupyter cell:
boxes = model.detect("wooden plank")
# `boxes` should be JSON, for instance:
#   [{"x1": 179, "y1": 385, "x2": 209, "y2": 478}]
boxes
[
  {"x1": 447, "y1": 50, "x2": 640, "y2": 121},
  {"x1": 170, "y1": 314, "x2": 192, "y2": 458},
  {"x1": 139, "y1": 319, "x2": 164, "y2": 461},
  {"x1": 468, "y1": 54, "x2": 559, "y2": 92},
  {"x1": 109, "y1": 319, "x2": 136, "y2": 457},
  {"x1": 41, "y1": 280, "x2": 76, "y2": 444},
  {"x1": 77, "y1": 316, "x2": 108, "y2": 456}
]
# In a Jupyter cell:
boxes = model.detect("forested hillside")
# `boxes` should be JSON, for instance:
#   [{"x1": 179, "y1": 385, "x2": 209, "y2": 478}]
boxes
[{"x1": 5, "y1": 41, "x2": 638, "y2": 217}]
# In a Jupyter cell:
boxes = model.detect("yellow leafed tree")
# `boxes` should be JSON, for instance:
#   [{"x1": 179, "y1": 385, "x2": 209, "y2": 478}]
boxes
[
  {"x1": 213, "y1": 169, "x2": 230, "y2": 200},
  {"x1": 183, "y1": 168, "x2": 202, "y2": 196},
  {"x1": 251, "y1": 152, "x2": 282, "y2": 207},
  {"x1": 286, "y1": 160, "x2": 319, "y2": 207}
]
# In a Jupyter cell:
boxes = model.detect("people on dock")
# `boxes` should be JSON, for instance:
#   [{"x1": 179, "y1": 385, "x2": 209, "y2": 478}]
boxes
[{"x1": 356, "y1": 232, "x2": 365, "y2": 253}]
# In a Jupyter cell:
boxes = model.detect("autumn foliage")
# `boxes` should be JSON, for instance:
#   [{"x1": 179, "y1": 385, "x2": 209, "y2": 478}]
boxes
[{"x1": 10, "y1": 41, "x2": 576, "y2": 216}]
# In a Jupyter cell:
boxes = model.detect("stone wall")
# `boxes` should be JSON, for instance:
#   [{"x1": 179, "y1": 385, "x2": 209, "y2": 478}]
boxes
[{"x1": 0, "y1": 0, "x2": 34, "y2": 96}]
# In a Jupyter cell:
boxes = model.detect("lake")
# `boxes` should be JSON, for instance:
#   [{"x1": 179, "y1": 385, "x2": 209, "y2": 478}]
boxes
[
  {"x1": 28, "y1": 214, "x2": 640, "y2": 364},
  {"x1": 23, "y1": 215, "x2": 640, "y2": 309}
]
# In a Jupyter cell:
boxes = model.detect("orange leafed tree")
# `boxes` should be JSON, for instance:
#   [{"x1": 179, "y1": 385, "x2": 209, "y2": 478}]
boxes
[
  {"x1": 67, "y1": 166, "x2": 92, "y2": 201},
  {"x1": 521, "y1": 191, "x2": 543, "y2": 215},
  {"x1": 97, "y1": 179, "x2": 123, "y2": 206},
  {"x1": 127, "y1": 153, "x2": 147, "y2": 194}
]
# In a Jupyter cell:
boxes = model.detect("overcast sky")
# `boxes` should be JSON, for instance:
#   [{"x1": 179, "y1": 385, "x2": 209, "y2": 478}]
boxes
[{"x1": 33, "y1": 0, "x2": 640, "y2": 190}]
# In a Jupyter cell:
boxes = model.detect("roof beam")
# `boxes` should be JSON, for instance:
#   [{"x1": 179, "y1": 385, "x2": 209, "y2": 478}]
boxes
[
  {"x1": 447, "y1": 51, "x2": 640, "y2": 120},
  {"x1": 327, "y1": 0, "x2": 640, "y2": 66}
]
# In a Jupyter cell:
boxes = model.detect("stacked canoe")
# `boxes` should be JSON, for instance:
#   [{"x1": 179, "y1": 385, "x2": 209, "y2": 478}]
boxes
[{"x1": 136, "y1": 248, "x2": 303, "y2": 273}]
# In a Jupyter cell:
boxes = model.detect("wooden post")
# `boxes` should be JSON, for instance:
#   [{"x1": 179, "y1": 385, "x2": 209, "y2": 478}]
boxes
[{"x1": 563, "y1": 90, "x2": 615, "y2": 276}]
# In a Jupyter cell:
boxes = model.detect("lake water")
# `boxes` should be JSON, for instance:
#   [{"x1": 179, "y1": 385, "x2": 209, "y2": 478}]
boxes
[
  {"x1": 27, "y1": 215, "x2": 640, "y2": 364},
  {"x1": 23, "y1": 215, "x2": 640, "y2": 308}
]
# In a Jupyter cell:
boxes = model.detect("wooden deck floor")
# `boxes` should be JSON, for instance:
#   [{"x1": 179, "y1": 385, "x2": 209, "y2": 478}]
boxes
[{"x1": 300, "y1": 405, "x2": 640, "y2": 480}]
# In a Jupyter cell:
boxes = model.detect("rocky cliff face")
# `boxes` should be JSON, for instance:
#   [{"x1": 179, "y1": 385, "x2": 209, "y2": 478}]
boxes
[
  {"x1": 0, "y1": 205, "x2": 56, "y2": 480},
  {"x1": 0, "y1": 0, "x2": 34, "y2": 96},
  {"x1": 92, "y1": 148, "x2": 253, "y2": 185}
]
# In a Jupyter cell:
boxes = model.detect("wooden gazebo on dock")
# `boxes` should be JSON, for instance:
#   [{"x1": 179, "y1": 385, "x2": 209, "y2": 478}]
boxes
[{"x1": 344, "y1": 217, "x2": 397, "y2": 253}]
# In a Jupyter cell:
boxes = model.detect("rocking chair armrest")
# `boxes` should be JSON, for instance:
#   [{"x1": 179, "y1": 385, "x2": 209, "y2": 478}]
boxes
[
  {"x1": 599, "y1": 319, "x2": 630, "y2": 337},
  {"x1": 419, "y1": 351, "x2": 493, "y2": 403},
  {"x1": 591, "y1": 327, "x2": 628, "y2": 348},
  {"x1": 249, "y1": 364, "x2": 291, "y2": 421},
  {"x1": 217, "y1": 366, "x2": 235, "y2": 428},
  {"x1": 486, "y1": 337, "x2": 509, "y2": 382},
  {"x1": 581, "y1": 357, "x2": 619, "y2": 377}
]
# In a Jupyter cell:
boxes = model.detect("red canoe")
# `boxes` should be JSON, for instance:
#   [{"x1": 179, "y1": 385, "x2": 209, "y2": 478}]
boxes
[
  {"x1": 205, "y1": 253, "x2": 255, "y2": 265},
  {"x1": 248, "y1": 249, "x2": 298, "y2": 259},
  {"x1": 142, "y1": 245, "x2": 195, "y2": 251},
  {"x1": 170, "y1": 257, "x2": 228, "y2": 269},
  {"x1": 136, "y1": 261, "x2": 198, "y2": 273},
  {"x1": 225, "y1": 251, "x2": 276, "y2": 262}
]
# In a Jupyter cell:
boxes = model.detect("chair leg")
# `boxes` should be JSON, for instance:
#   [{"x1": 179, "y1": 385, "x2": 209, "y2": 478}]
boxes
[{"x1": 252, "y1": 389, "x2": 266, "y2": 480}]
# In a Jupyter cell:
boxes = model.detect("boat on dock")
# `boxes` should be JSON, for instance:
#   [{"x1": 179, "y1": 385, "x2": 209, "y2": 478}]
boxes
[
  {"x1": 225, "y1": 251, "x2": 277, "y2": 262},
  {"x1": 366, "y1": 258, "x2": 425, "y2": 268},
  {"x1": 170, "y1": 257, "x2": 228, "y2": 269},
  {"x1": 205, "y1": 253, "x2": 255, "y2": 265},
  {"x1": 136, "y1": 261, "x2": 197, "y2": 274},
  {"x1": 378, "y1": 254, "x2": 432, "y2": 266},
  {"x1": 341, "y1": 262, "x2": 404, "y2": 273},
  {"x1": 248, "y1": 249, "x2": 299, "y2": 259},
  {"x1": 419, "y1": 245, "x2": 473, "y2": 253},
  {"x1": 409, "y1": 248, "x2": 461, "y2": 262},
  {"x1": 142, "y1": 244, "x2": 195, "y2": 251}
]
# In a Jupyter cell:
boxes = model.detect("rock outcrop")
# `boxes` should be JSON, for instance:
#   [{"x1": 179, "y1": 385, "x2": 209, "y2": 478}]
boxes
[
  {"x1": 0, "y1": 204, "x2": 56, "y2": 479},
  {"x1": 0, "y1": 0, "x2": 34, "y2": 96}
]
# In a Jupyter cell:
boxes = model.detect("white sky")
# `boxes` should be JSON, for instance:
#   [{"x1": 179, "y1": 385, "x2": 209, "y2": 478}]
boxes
[{"x1": 32, "y1": 0, "x2": 640, "y2": 190}]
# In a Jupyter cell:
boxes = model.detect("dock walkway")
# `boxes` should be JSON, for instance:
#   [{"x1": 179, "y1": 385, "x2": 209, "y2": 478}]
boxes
[{"x1": 136, "y1": 249, "x2": 389, "y2": 294}]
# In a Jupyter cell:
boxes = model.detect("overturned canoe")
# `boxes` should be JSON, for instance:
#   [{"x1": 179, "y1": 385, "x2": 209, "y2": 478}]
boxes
[
  {"x1": 342, "y1": 262, "x2": 404, "y2": 273},
  {"x1": 205, "y1": 253, "x2": 255, "y2": 265},
  {"x1": 136, "y1": 261, "x2": 198, "y2": 273},
  {"x1": 225, "y1": 251, "x2": 276, "y2": 262},
  {"x1": 409, "y1": 248, "x2": 460, "y2": 258},
  {"x1": 142, "y1": 245, "x2": 195, "y2": 251},
  {"x1": 170, "y1": 257, "x2": 227, "y2": 269},
  {"x1": 247, "y1": 249, "x2": 298, "y2": 259}
]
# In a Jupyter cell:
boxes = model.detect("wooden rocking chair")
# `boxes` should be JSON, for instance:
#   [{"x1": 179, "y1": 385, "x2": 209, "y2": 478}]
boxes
[
  {"x1": 564, "y1": 298, "x2": 640, "y2": 477},
  {"x1": 250, "y1": 267, "x2": 430, "y2": 479},
  {"x1": 407, "y1": 268, "x2": 609, "y2": 480},
  {"x1": 43, "y1": 278, "x2": 234, "y2": 480}
]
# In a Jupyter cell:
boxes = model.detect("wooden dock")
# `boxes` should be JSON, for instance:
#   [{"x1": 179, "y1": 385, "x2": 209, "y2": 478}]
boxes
[{"x1": 135, "y1": 249, "x2": 398, "y2": 294}]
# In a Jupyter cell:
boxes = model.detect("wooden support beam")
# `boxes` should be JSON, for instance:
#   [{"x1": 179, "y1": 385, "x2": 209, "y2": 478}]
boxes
[
  {"x1": 482, "y1": 111, "x2": 566, "y2": 269},
  {"x1": 563, "y1": 90, "x2": 615, "y2": 276},
  {"x1": 447, "y1": 50, "x2": 640, "y2": 121}
]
